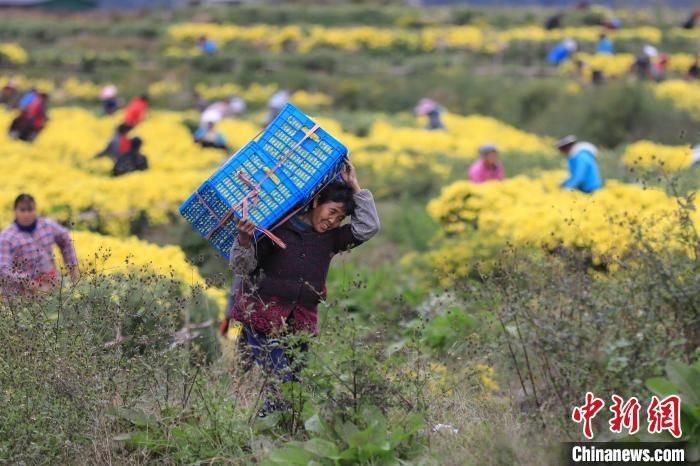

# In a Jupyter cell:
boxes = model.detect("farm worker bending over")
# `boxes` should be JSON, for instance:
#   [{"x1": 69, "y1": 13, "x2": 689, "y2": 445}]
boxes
[
  {"x1": 194, "y1": 120, "x2": 230, "y2": 152},
  {"x1": 687, "y1": 55, "x2": 700, "y2": 80},
  {"x1": 8, "y1": 92, "x2": 49, "y2": 142},
  {"x1": 468, "y1": 144, "x2": 505, "y2": 184},
  {"x1": 95, "y1": 123, "x2": 132, "y2": 161},
  {"x1": 0, "y1": 194, "x2": 79, "y2": 293},
  {"x1": 547, "y1": 39, "x2": 577, "y2": 65},
  {"x1": 227, "y1": 160, "x2": 379, "y2": 416},
  {"x1": 113, "y1": 137, "x2": 149, "y2": 177},
  {"x1": 200, "y1": 95, "x2": 246, "y2": 128},
  {"x1": 682, "y1": 10, "x2": 700, "y2": 29},
  {"x1": 414, "y1": 98, "x2": 445, "y2": 130},
  {"x1": 1, "y1": 79, "x2": 18, "y2": 109},
  {"x1": 122, "y1": 94, "x2": 149, "y2": 129},
  {"x1": 100, "y1": 84, "x2": 120, "y2": 115},
  {"x1": 198, "y1": 35, "x2": 218, "y2": 54},
  {"x1": 596, "y1": 33, "x2": 614, "y2": 55},
  {"x1": 556, "y1": 135, "x2": 603, "y2": 193}
]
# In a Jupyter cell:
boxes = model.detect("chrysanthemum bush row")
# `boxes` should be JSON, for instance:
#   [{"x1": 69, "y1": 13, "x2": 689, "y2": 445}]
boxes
[
  {"x1": 166, "y1": 23, "x2": 675, "y2": 53},
  {"x1": 420, "y1": 171, "x2": 699, "y2": 285},
  {"x1": 0, "y1": 75, "x2": 333, "y2": 107}
]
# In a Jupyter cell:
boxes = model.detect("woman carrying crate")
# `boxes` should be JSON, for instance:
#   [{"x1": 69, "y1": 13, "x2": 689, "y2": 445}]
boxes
[{"x1": 227, "y1": 160, "x2": 379, "y2": 415}]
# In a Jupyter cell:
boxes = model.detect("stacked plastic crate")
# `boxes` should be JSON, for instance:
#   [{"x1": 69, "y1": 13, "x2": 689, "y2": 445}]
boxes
[{"x1": 180, "y1": 103, "x2": 348, "y2": 258}]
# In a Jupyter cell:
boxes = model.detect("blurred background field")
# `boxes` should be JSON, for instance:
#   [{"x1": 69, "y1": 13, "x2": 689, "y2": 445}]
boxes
[{"x1": 0, "y1": 1, "x2": 698, "y2": 464}]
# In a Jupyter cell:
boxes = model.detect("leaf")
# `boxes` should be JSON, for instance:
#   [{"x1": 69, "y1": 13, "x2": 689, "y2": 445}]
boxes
[
  {"x1": 646, "y1": 377, "x2": 678, "y2": 398},
  {"x1": 335, "y1": 420, "x2": 359, "y2": 444},
  {"x1": 361, "y1": 405, "x2": 386, "y2": 430},
  {"x1": 304, "y1": 438, "x2": 340, "y2": 458},
  {"x1": 385, "y1": 339, "x2": 408, "y2": 357},
  {"x1": 127, "y1": 432, "x2": 162, "y2": 451},
  {"x1": 357, "y1": 442, "x2": 394, "y2": 463},
  {"x1": 170, "y1": 425, "x2": 191, "y2": 446},
  {"x1": 403, "y1": 413, "x2": 425, "y2": 436},
  {"x1": 339, "y1": 445, "x2": 359, "y2": 461},
  {"x1": 666, "y1": 360, "x2": 700, "y2": 405},
  {"x1": 348, "y1": 428, "x2": 371, "y2": 449},
  {"x1": 255, "y1": 412, "x2": 281, "y2": 433},
  {"x1": 391, "y1": 427, "x2": 407, "y2": 445},
  {"x1": 266, "y1": 443, "x2": 315, "y2": 465},
  {"x1": 304, "y1": 413, "x2": 325, "y2": 435},
  {"x1": 301, "y1": 400, "x2": 315, "y2": 421},
  {"x1": 112, "y1": 407, "x2": 157, "y2": 428}
]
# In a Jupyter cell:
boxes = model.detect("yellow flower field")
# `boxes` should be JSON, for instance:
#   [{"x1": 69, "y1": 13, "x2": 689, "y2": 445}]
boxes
[
  {"x1": 167, "y1": 23, "x2": 666, "y2": 54},
  {"x1": 426, "y1": 172, "x2": 699, "y2": 282},
  {"x1": 654, "y1": 80, "x2": 700, "y2": 121},
  {"x1": 66, "y1": 230, "x2": 226, "y2": 310},
  {"x1": 561, "y1": 53, "x2": 696, "y2": 80},
  {"x1": 622, "y1": 140, "x2": 695, "y2": 173},
  {"x1": 1, "y1": 74, "x2": 334, "y2": 109},
  {"x1": 0, "y1": 43, "x2": 28, "y2": 65}
]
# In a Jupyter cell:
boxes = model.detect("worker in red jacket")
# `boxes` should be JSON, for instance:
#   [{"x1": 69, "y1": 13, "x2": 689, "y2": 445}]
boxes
[{"x1": 122, "y1": 94, "x2": 149, "y2": 129}]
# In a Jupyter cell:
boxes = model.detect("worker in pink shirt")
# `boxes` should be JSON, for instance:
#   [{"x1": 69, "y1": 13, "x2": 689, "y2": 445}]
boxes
[
  {"x1": 468, "y1": 144, "x2": 505, "y2": 184},
  {"x1": 0, "y1": 193, "x2": 79, "y2": 294}
]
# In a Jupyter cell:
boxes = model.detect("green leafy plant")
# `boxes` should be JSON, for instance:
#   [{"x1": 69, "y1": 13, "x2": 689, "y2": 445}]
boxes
[
  {"x1": 264, "y1": 405, "x2": 424, "y2": 466},
  {"x1": 646, "y1": 360, "x2": 700, "y2": 459}
]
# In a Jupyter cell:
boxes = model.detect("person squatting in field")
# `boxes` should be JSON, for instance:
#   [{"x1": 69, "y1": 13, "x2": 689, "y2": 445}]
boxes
[
  {"x1": 8, "y1": 91, "x2": 49, "y2": 142},
  {"x1": 468, "y1": 143, "x2": 505, "y2": 184},
  {"x1": 556, "y1": 135, "x2": 603, "y2": 193},
  {"x1": 95, "y1": 123, "x2": 133, "y2": 161},
  {"x1": 224, "y1": 160, "x2": 380, "y2": 415},
  {"x1": 0, "y1": 194, "x2": 79, "y2": 294},
  {"x1": 112, "y1": 136, "x2": 149, "y2": 177}
]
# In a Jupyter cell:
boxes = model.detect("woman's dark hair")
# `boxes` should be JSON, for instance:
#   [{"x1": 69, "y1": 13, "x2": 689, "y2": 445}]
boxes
[
  {"x1": 315, "y1": 181, "x2": 355, "y2": 215},
  {"x1": 14, "y1": 193, "x2": 35, "y2": 209}
]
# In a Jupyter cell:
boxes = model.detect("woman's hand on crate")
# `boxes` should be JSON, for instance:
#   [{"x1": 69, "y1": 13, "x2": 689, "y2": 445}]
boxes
[
  {"x1": 236, "y1": 218, "x2": 256, "y2": 248},
  {"x1": 341, "y1": 159, "x2": 361, "y2": 194}
]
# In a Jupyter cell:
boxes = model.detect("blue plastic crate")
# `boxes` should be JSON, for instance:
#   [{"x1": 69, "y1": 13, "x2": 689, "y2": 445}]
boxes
[
  {"x1": 257, "y1": 103, "x2": 348, "y2": 202},
  {"x1": 180, "y1": 103, "x2": 348, "y2": 259}
]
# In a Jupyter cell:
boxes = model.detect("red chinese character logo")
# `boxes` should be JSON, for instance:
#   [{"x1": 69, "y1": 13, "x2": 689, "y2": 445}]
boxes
[
  {"x1": 647, "y1": 395, "x2": 682, "y2": 438},
  {"x1": 572, "y1": 392, "x2": 605, "y2": 439},
  {"x1": 609, "y1": 395, "x2": 641, "y2": 435}
]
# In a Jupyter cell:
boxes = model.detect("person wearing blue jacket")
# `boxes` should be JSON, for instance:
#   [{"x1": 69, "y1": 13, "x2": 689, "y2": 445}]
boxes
[
  {"x1": 547, "y1": 39, "x2": 577, "y2": 65},
  {"x1": 556, "y1": 135, "x2": 603, "y2": 193},
  {"x1": 596, "y1": 33, "x2": 614, "y2": 55}
]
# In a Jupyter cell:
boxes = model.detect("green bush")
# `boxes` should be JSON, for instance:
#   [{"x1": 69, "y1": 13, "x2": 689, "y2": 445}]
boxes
[
  {"x1": 526, "y1": 82, "x2": 698, "y2": 147},
  {"x1": 0, "y1": 267, "x2": 222, "y2": 463},
  {"x1": 262, "y1": 311, "x2": 430, "y2": 465}
]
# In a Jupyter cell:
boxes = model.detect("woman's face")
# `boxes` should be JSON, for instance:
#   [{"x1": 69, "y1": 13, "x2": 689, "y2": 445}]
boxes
[
  {"x1": 15, "y1": 201, "x2": 37, "y2": 226},
  {"x1": 484, "y1": 151, "x2": 499, "y2": 166},
  {"x1": 309, "y1": 200, "x2": 347, "y2": 234}
]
